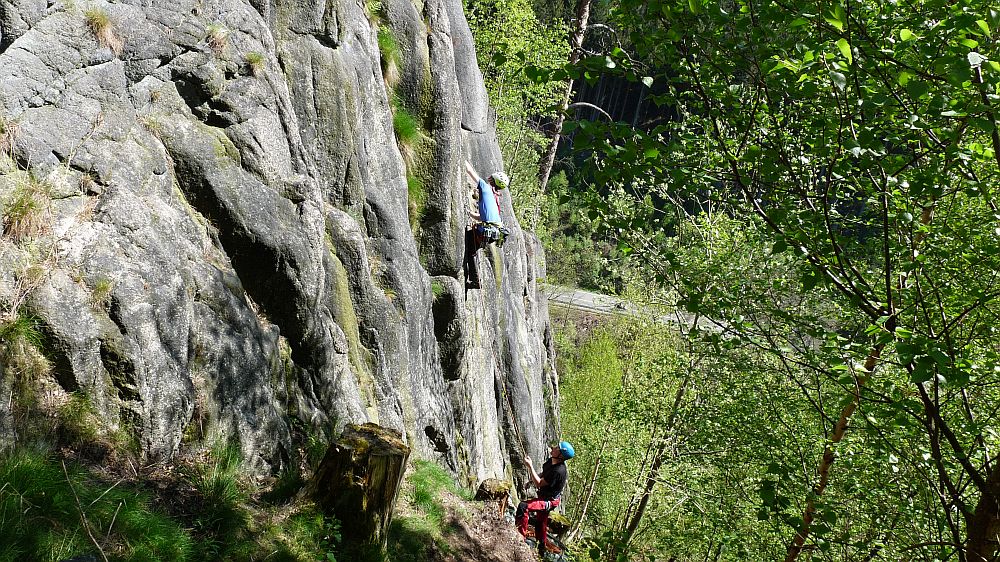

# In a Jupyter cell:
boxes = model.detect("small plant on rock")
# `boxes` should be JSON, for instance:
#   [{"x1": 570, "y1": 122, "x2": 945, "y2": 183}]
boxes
[
  {"x1": 378, "y1": 27, "x2": 401, "y2": 88},
  {"x1": 0, "y1": 114, "x2": 18, "y2": 156},
  {"x1": 2, "y1": 174, "x2": 50, "y2": 244},
  {"x1": 244, "y1": 51, "x2": 265, "y2": 76},
  {"x1": 205, "y1": 23, "x2": 229, "y2": 55},
  {"x1": 91, "y1": 276, "x2": 114, "y2": 309},
  {"x1": 391, "y1": 98, "x2": 423, "y2": 168},
  {"x1": 83, "y1": 7, "x2": 123, "y2": 56},
  {"x1": 407, "y1": 173, "x2": 425, "y2": 228}
]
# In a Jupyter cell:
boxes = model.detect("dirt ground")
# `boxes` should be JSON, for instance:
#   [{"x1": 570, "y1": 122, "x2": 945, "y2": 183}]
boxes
[{"x1": 395, "y1": 486, "x2": 546, "y2": 562}]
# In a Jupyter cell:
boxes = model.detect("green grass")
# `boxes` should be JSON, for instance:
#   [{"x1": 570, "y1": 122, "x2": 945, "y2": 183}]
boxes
[
  {"x1": 83, "y1": 7, "x2": 122, "y2": 55},
  {"x1": 430, "y1": 281, "x2": 445, "y2": 299},
  {"x1": 406, "y1": 173, "x2": 426, "y2": 229},
  {"x1": 0, "y1": 440, "x2": 347, "y2": 562},
  {"x1": 91, "y1": 277, "x2": 113, "y2": 309},
  {"x1": 378, "y1": 27, "x2": 399, "y2": 68},
  {"x1": 0, "y1": 449, "x2": 194, "y2": 562},
  {"x1": 0, "y1": 312, "x2": 50, "y2": 407},
  {"x1": 386, "y1": 461, "x2": 468, "y2": 562},
  {"x1": 1, "y1": 173, "x2": 49, "y2": 244},
  {"x1": 205, "y1": 23, "x2": 228, "y2": 55},
  {"x1": 0, "y1": 313, "x2": 42, "y2": 350},
  {"x1": 392, "y1": 103, "x2": 421, "y2": 148},
  {"x1": 245, "y1": 51, "x2": 265, "y2": 76},
  {"x1": 365, "y1": 0, "x2": 384, "y2": 19},
  {"x1": 56, "y1": 393, "x2": 101, "y2": 447}
]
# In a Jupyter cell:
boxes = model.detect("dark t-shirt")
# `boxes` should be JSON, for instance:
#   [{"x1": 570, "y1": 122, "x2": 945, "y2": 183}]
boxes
[{"x1": 537, "y1": 459, "x2": 567, "y2": 499}]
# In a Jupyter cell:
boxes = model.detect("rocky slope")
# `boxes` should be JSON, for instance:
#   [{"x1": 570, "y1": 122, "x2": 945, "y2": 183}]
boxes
[{"x1": 0, "y1": 0, "x2": 558, "y2": 488}]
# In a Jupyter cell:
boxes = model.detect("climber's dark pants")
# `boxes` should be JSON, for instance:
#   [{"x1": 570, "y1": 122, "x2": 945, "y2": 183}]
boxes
[
  {"x1": 516, "y1": 497, "x2": 560, "y2": 547},
  {"x1": 463, "y1": 227, "x2": 483, "y2": 289}
]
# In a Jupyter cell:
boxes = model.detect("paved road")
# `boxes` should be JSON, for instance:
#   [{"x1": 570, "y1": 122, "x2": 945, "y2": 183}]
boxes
[
  {"x1": 541, "y1": 284, "x2": 724, "y2": 334},
  {"x1": 541, "y1": 285, "x2": 631, "y2": 315}
]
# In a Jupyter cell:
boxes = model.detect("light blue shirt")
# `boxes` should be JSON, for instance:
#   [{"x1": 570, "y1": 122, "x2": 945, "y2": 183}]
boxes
[{"x1": 478, "y1": 179, "x2": 503, "y2": 225}]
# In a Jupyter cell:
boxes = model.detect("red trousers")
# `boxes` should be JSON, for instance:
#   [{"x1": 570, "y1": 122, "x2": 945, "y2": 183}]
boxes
[{"x1": 516, "y1": 497, "x2": 560, "y2": 546}]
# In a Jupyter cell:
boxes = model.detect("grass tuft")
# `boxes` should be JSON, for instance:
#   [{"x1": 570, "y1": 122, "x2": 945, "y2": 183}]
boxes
[
  {"x1": 0, "y1": 114, "x2": 18, "y2": 156},
  {"x1": 91, "y1": 276, "x2": 114, "y2": 309},
  {"x1": 84, "y1": 7, "x2": 123, "y2": 56},
  {"x1": 430, "y1": 280, "x2": 445, "y2": 299},
  {"x1": 205, "y1": 23, "x2": 228, "y2": 55},
  {"x1": 378, "y1": 27, "x2": 401, "y2": 88},
  {"x1": 245, "y1": 51, "x2": 265, "y2": 76},
  {"x1": 392, "y1": 99, "x2": 422, "y2": 169},
  {"x1": 2, "y1": 173, "x2": 50, "y2": 244}
]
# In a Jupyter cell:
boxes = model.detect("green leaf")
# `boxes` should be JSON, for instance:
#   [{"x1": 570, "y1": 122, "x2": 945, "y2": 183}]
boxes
[
  {"x1": 976, "y1": 19, "x2": 991, "y2": 36},
  {"x1": 900, "y1": 28, "x2": 915, "y2": 41},
  {"x1": 825, "y1": 10, "x2": 843, "y2": 32},
  {"x1": 836, "y1": 38, "x2": 852, "y2": 65},
  {"x1": 960, "y1": 37, "x2": 980, "y2": 49},
  {"x1": 688, "y1": 0, "x2": 701, "y2": 14},
  {"x1": 830, "y1": 70, "x2": 847, "y2": 90}
]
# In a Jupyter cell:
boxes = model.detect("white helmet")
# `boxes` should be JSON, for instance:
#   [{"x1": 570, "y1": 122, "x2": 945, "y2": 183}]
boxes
[{"x1": 489, "y1": 172, "x2": 510, "y2": 190}]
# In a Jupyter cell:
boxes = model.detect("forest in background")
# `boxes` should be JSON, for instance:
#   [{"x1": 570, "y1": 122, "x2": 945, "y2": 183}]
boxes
[{"x1": 469, "y1": 0, "x2": 1000, "y2": 559}]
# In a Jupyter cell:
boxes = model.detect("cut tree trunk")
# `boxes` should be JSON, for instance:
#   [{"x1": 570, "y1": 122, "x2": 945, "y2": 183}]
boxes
[{"x1": 310, "y1": 423, "x2": 410, "y2": 558}]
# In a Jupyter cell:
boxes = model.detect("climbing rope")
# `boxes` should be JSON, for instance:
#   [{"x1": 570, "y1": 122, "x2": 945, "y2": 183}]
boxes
[{"x1": 493, "y1": 342, "x2": 528, "y2": 461}]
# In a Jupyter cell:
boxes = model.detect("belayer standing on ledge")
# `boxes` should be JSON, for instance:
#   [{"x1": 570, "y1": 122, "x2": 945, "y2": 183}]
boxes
[
  {"x1": 517, "y1": 441, "x2": 574, "y2": 556},
  {"x1": 463, "y1": 161, "x2": 511, "y2": 290}
]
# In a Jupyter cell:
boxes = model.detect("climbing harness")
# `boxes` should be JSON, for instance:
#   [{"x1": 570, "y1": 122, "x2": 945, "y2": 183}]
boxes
[{"x1": 477, "y1": 222, "x2": 510, "y2": 248}]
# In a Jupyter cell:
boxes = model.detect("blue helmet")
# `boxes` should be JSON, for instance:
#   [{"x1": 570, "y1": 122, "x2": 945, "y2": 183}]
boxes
[{"x1": 559, "y1": 441, "x2": 575, "y2": 460}]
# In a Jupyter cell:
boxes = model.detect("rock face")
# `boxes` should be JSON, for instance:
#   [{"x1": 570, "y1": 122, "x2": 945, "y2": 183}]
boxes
[{"x1": 0, "y1": 0, "x2": 559, "y2": 487}]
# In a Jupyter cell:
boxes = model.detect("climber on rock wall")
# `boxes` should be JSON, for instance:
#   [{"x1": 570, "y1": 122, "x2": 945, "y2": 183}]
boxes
[{"x1": 463, "y1": 160, "x2": 511, "y2": 290}]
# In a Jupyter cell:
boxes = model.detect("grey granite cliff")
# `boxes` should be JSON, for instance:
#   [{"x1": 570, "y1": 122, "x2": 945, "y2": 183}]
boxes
[{"x1": 0, "y1": 0, "x2": 559, "y2": 487}]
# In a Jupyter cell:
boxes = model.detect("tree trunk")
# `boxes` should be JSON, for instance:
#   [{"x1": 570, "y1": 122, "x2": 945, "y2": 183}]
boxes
[
  {"x1": 311, "y1": 423, "x2": 410, "y2": 559},
  {"x1": 967, "y1": 466, "x2": 1000, "y2": 562},
  {"x1": 566, "y1": 433, "x2": 609, "y2": 543},
  {"x1": 784, "y1": 347, "x2": 882, "y2": 561},
  {"x1": 537, "y1": 0, "x2": 592, "y2": 194}
]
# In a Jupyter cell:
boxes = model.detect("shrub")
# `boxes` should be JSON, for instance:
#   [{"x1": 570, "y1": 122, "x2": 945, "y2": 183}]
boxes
[{"x1": 83, "y1": 7, "x2": 123, "y2": 56}]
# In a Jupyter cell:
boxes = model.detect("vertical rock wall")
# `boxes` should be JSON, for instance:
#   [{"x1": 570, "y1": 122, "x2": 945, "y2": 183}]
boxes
[{"x1": 0, "y1": 0, "x2": 558, "y2": 485}]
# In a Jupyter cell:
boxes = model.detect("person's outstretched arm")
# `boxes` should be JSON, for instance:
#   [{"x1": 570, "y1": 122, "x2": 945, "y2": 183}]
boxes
[
  {"x1": 465, "y1": 161, "x2": 481, "y2": 186},
  {"x1": 523, "y1": 456, "x2": 548, "y2": 488}
]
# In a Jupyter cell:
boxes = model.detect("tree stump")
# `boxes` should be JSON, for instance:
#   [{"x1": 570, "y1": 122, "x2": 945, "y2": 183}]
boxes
[
  {"x1": 475, "y1": 478, "x2": 511, "y2": 518},
  {"x1": 547, "y1": 512, "x2": 571, "y2": 535},
  {"x1": 311, "y1": 423, "x2": 410, "y2": 558}
]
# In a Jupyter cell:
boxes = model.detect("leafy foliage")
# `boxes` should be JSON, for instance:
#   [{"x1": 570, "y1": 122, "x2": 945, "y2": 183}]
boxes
[
  {"x1": 556, "y1": 0, "x2": 1000, "y2": 558},
  {"x1": 466, "y1": 0, "x2": 570, "y2": 229}
]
